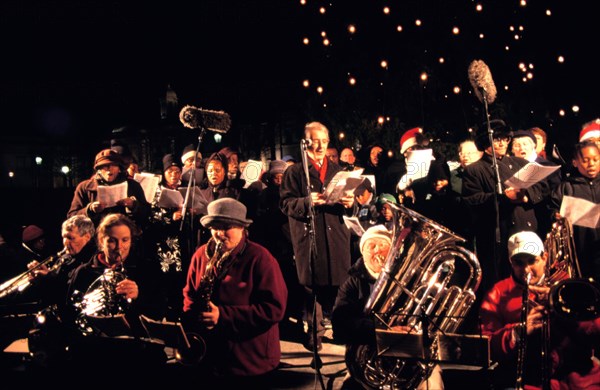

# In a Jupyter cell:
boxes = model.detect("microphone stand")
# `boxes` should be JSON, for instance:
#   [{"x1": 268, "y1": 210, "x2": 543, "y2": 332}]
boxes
[
  {"x1": 299, "y1": 140, "x2": 325, "y2": 390},
  {"x1": 180, "y1": 127, "x2": 207, "y2": 251},
  {"x1": 483, "y1": 92, "x2": 502, "y2": 282}
]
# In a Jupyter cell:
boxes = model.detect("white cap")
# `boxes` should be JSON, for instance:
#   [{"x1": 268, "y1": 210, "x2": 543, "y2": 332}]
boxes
[
  {"x1": 360, "y1": 225, "x2": 392, "y2": 254},
  {"x1": 508, "y1": 231, "x2": 544, "y2": 259}
]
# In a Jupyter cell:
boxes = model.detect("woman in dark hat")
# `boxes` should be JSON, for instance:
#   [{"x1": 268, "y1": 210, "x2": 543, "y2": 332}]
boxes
[
  {"x1": 182, "y1": 198, "x2": 288, "y2": 386},
  {"x1": 67, "y1": 149, "x2": 150, "y2": 228}
]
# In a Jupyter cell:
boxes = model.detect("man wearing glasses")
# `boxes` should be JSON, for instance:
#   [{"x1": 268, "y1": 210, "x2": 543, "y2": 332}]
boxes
[{"x1": 461, "y1": 119, "x2": 548, "y2": 303}]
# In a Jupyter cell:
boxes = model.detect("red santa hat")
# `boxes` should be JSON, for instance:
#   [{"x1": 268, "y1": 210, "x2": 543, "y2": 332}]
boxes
[
  {"x1": 579, "y1": 119, "x2": 600, "y2": 142},
  {"x1": 400, "y1": 127, "x2": 423, "y2": 154}
]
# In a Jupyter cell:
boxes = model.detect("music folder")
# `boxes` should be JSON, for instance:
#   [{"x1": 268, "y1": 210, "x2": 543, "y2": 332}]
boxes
[
  {"x1": 86, "y1": 313, "x2": 133, "y2": 338},
  {"x1": 139, "y1": 315, "x2": 190, "y2": 348},
  {"x1": 376, "y1": 329, "x2": 491, "y2": 369}
]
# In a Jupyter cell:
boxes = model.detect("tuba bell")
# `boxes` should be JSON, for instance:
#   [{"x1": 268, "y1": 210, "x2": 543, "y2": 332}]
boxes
[{"x1": 346, "y1": 203, "x2": 481, "y2": 389}]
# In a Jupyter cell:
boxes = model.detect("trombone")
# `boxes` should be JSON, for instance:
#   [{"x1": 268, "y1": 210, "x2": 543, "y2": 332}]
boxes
[{"x1": 0, "y1": 248, "x2": 69, "y2": 299}]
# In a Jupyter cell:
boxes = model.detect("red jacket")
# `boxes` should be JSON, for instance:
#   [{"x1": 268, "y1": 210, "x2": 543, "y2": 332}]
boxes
[
  {"x1": 480, "y1": 276, "x2": 600, "y2": 389},
  {"x1": 183, "y1": 235, "x2": 287, "y2": 376}
]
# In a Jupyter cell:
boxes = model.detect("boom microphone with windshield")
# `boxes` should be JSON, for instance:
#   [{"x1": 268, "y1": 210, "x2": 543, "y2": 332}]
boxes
[
  {"x1": 468, "y1": 59, "x2": 497, "y2": 104},
  {"x1": 179, "y1": 105, "x2": 232, "y2": 133}
]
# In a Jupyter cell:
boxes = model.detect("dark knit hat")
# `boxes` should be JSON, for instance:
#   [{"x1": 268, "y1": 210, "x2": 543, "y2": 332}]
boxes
[
  {"x1": 94, "y1": 149, "x2": 124, "y2": 170},
  {"x1": 512, "y1": 129, "x2": 537, "y2": 146},
  {"x1": 218, "y1": 147, "x2": 239, "y2": 160},
  {"x1": 162, "y1": 153, "x2": 181, "y2": 172},
  {"x1": 181, "y1": 144, "x2": 202, "y2": 164},
  {"x1": 200, "y1": 198, "x2": 253, "y2": 228},
  {"x1": 22, "y1": 225, "x2": 44, "y2": 243},
  {"x1": 475, "y1": 119, "x2": 512, "y2": 150}
]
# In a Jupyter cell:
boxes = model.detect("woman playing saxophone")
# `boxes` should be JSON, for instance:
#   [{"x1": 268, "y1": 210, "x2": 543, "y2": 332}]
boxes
[{"x1": 182, "y1": 198, "x2": 288, "y2": 387}]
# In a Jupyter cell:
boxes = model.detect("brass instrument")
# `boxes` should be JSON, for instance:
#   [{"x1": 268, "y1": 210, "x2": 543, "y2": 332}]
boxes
[
  {"x1": 0, "y1": 248, "x2": 70, "y2": 299},
  {"x1": 534, "y1": 217, "x2": 600, "y2": 389},
  {"x1": 346, "y1": 203, "x2": 482, "y2": 389},
  {"x1": 175, "y1": 239, "x2": 233, "y2": 366},
  {"x1": 72, "y1": 266, "x2": 129, "y2": 336}
]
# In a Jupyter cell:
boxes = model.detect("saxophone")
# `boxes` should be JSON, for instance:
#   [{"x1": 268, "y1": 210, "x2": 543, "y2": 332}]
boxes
[{"x1": 176, "y1": 238, "x2": 233, "y2": 365}]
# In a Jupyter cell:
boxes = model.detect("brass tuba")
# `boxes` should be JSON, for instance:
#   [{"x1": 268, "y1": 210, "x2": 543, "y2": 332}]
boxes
[{"x1": 346, "y1": 203, "x2": 481, "y2": 389}]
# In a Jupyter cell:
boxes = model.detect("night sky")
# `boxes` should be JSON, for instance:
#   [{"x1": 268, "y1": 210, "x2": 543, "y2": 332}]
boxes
[{"x1": 1, "y1": 1, "x2": 598, "y2": 151}]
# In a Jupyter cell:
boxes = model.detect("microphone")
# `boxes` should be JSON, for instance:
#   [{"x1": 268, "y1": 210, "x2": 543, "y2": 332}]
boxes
[
  {"x1": 179, "y1": 105, "x2": 232, "y2": 134},
  {"x1": 300, "y1": 139, "x2": 312, "y2": 147},
  {"x1": 468, "y1": 59, "x2": 497, "y2": 104}
]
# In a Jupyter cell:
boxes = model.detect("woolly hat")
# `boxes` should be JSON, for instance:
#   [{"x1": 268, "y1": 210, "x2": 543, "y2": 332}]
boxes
[
  {"x1": 512, "y1": 129, "x2": 537, "y2": 146},
  {"x1": 94, "y1": 149, "x2": 124, "y2": 170},
  {"x1": 474, "y1": 119, "x2": 512, "y2": 150},
  {"x1": 282, "y1": 155, "x2": 297, "y2": 163},
  {"x1": 376, "y1": 193, "x2": 397, "y2": 208},
  {"x1": 162, "y1": 153, "x2": 181, "y2": 172},
  {"x1": 579, "y1": 119, "x2": 600, "y2": 142},
  {"x1": 508, "y1": 231, "x2": 544, "y2": 259},
  {"x1": 218, "y1": 147, "x2": 239, "y2": 160},
  {"x1": 200, "y1": 198, "x2": 253, "y2": 228},
  {"x1": 22, "y1": 225, "x2": 44, "y2": 243},
  {"x1": 360, "y1": 225, "x2": 392, "y2": 255},
  {"x1": 427, "y1": 161, "x2": 451, "y2": 183},
  {"x1": 268, "y1": 160, "x2": 288, "y2": 175},
  {"x1": 400, "y1": 127, "x2": 423, "y2": 154},
  {"x1": 181, "y1": 144, "x2": 202, "y2": 164}
]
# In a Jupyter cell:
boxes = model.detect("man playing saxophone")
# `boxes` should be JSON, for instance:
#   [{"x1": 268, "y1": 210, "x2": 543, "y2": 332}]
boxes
[{"x1": 480, "y1": 231, "x2": 600, "y2": 389}]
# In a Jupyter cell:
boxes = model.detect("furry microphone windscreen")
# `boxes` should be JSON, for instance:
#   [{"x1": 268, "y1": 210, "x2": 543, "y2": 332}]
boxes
[
  {"x1": 468, "y1": 60, "x2": 497, "y2": 104},
  {"x1": 179, "y1": 105, "x2": 232, "y2": 133}
]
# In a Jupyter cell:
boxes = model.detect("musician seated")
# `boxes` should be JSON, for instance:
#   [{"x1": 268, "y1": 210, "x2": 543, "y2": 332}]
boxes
[
  {"x1": 60, "y1": 213, "x2": 166, "y2": 372},
  {"x1": 479, "y1": 230, "x2": 600, "y2": 390},
  {"x1": 332, "y1": 225, "x2": 444, "y2": 389}
]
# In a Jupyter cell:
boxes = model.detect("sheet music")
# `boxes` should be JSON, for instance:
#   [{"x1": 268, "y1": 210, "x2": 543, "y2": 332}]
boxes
[
  {"x1": 157, "y1": 188, "x2": 185, "y2": 209},
  {"x1": 398, "y1": 149, "x2": 435, "y2": 191},
  {"x1": 343, "y1": 215, "x2": 366, "y2": 236},
  {"x1": 133, "y1": 172, "x2": 161, "y2": 203},
  {"x1": 323, "y1": 168, "x2": 365, "y2": 205},
  {"x1": 560, "y1": 195, "x2": 600, "y2": 228},
  {"x1": 97, "y1": 181, "x2": 128, "y2": 207},
  {"x1": 139, "y1": 314, "x2": 189, "y2": 348},
  {"x1": 504, "y1": 161, "x2": 560, "y2": 189},
  {"x1": 178, "y1": 186, "x2": 208, "y2": 214},
  {"x1": 241, "y1": 159, "x2": 264, "y2": 188}
]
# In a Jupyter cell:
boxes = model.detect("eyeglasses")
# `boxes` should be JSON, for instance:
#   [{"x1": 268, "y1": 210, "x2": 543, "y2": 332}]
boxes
[{"x1": 493, "y1": 137, "x2": 511, "y2": 143}]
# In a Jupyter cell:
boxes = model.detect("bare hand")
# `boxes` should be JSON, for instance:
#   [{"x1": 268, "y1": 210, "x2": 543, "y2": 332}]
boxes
[
  {"x1": 173, "y1": 210, "x2": 183, "y2": 221},
  {"x1": 525, "y1": 304, "x2": 547, "y2": 335},
  {"x1": 116, "y1": 196, "x2": 136, "y2": 208},
  {"x1": 115, "y1": 279, "x2": 138, "y2": 300},
  {"x1": 201, "y1": 301, "x2": 220, "y2": 329},
  {"x1": 311, "y1": 192, "x2": 326, "y2": 206},
  {"x1": 27, "y1": 260, "x2": 49, "y2": 280},
  {"x1": 340, "y1": 194, "x2": 354, "y2": 208},
  {"x1": 90, "y1": 201, "x2": 105, "y2": 213},
  {"x1": 504, "y1": 187, "x2": 528, "y2": 203}
]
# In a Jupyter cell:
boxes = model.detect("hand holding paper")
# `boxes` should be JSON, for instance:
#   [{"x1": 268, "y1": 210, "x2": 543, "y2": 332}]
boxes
[
  {"x1": 504, "y1": 162, "x2": 560, "y2": 190},
  {"x1": 97, "y1": 181, "x2": 128, "y2": 207},
  {"x1": 560, "y1": 195, "x2": 600, "y2": 228}
]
